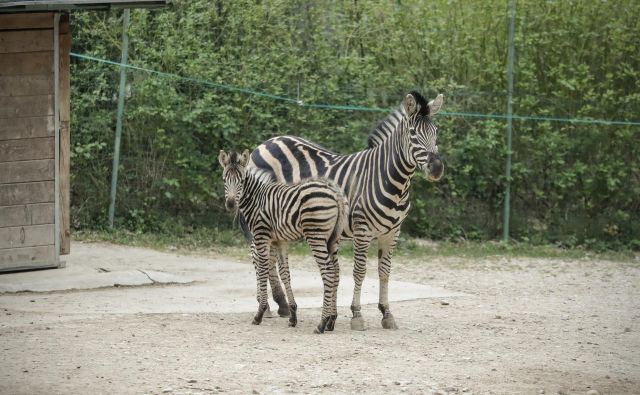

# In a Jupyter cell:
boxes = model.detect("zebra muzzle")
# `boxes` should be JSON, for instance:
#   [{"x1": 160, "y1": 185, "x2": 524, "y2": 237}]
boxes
[
  {"x1": 425, "y1": 155, "x2": 444, "y2": 182},
  {"x1": 225, "y1": 198, "x2": 237, "y2": 211}
]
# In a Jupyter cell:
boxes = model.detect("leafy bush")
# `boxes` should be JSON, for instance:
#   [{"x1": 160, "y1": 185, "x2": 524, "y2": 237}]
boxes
[{"x1": 69, "y1": 0, "x2": 640, "y2": 249}]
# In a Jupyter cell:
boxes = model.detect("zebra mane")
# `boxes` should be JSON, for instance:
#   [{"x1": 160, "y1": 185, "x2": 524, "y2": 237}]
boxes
[
  {"x1": 367, "y1": 91, "x2": 429, "y2": 148},
  {"x1": 228, "y1": 151, "x2": 240, "y2": 163},
  {"x1": 367, "y1": 107, "x2": 405, "y2": 148}
]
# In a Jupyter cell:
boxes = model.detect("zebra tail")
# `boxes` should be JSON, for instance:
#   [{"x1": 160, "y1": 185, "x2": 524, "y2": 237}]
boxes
[
  {"x1": 327, "y1": 183, "x2": 348, "y2": 254},
  {"x1": 238, "y1": 212, "x2": 253, "y2": 241}
]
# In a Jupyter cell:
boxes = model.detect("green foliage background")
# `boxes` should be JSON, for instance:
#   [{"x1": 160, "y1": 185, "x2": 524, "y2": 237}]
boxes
[{"x1": 69, "y1": 0, "x2": 640, "y2": 249}]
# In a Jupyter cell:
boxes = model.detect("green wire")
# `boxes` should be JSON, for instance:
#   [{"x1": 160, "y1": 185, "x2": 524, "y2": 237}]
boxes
[
  {"x1": 71, "y1": 52, "x2": 640, "y2": 127},
  {"x1": 440, "y1": 111, "x2": 640, "y2": 126},
  {"x1": 72, "y1": 52, "x2": 299, "y2": 104}
]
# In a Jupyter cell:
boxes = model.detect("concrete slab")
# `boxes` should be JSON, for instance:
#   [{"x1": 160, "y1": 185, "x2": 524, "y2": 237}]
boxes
[
  {"x1": 0, "y1": 242, "x2": 466, "y2": 316},
  {"x1": 0, "y1": 269, "x2": 195, "y2": 293}
]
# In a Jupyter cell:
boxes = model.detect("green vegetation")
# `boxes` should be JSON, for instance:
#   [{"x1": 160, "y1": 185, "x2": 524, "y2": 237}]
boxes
[
  {"x1": 74, "y1": 228, "x2": 636, "y2": 263},
  {"x1": 70, "y1": 0, "x2": 639, "y2": 250}
]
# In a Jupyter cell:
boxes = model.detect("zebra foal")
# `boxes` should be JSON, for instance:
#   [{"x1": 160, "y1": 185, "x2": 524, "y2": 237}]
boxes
[{"x1": 219, "y1": 150, "x2": 348, "y2": 333}]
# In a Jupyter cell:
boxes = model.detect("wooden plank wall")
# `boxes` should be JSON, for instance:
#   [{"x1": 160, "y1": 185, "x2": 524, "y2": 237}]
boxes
[
  {"x1": 59, "y1": 14, "x2": 71, "y2": 255},
  {"x1": 0, "y1": 13, "x2": 61, "y2": 271}
]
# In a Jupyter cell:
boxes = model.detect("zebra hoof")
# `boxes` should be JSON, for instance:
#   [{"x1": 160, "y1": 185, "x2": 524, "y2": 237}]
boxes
[
  {"x1": 314, "y1": 317, "x2": 330, "y2": 334},
  {"x1": 326, "y1": 315, "x2": 337, "y2": 331},
  {"x1": 288, "y1": 314, "x2": 297, "y2": 327},
  {"x1": 288, "y1": 305, "x2": 298, "y2": 327},
  {"x1": 274, "y1": 294, "x2": 290, "y2": 317},
  {"x1": 350, "y1": 316, "x2": 366, "y2": 331},
  {"x1": 381, "y1": 315, "x2": 398, "y2": 330},
  {"x1": 252, "y1": 318, "x2": 262, "y2": 325},
  {"x1": 278, "y1": 305, "x2": 291, "y2": 318},
  {"x1": 262, "y1": 305, "x2": 273, "y2": 319}
]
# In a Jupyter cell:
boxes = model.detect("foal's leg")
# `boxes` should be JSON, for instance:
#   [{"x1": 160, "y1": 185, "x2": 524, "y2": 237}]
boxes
[
  {"x1": 275, "y1": 242, "x2": 298, "y2": 327},
  {"x1": 251, "y1": 238, "x2": 271, "y2": 325},
  {"x1": 251, "y1": 241, "x2": 271, "y2": 317},
  {"x1": 268, "y1": 243, "x2": 290, "y2": 317},
  {"x1": 325, "y1": 250, "x2": 340, "y2": 332},
  {"x1": 307, "y1": 238, "x2": 337, "y2": 334}
]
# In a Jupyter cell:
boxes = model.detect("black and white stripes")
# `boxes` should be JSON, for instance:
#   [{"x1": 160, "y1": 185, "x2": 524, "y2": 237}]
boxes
[
  {"x1": 219, "y1": 150, "x2": 348, "y2": 333},
  {"x1": 248, "y1": 91, "x2": 444, "y2": 330}
]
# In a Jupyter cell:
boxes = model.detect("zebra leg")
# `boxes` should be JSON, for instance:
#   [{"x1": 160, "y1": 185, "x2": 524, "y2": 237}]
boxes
[
  {"x1": 308, "y1": 239, "x2": 336, "y2": 334},
  {"x1": 350, "y1": 237, "x2": 372, "y2": 331},
  {"x1": 269, "y1": 243, "x2": 290, "y2": 317},
  {"x1": 326, "y1": 251, "x2": 340, "y2": 331},
  {"x1": 378, "y1": 230, "x2": 400, "y2": 330},
  {"x1": 252, "y1": 239, "x2": 270, "y2": 325},
  {"x1": 275, "y1": 243, "x2": 298, "y2": 327},
  {"x1": 250, "y1": 241, "x2": 273, "y2": 318}
]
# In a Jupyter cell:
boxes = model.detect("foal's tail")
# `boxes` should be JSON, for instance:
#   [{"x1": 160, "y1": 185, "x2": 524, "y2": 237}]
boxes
[{"x1": 327, "y1": 182, "x2": 348, "y2": 255}]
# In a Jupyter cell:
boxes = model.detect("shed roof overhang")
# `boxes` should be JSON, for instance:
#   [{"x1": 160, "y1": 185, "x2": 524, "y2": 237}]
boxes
[{"x1": 0, "y1": 0, "x2": 167, "y2": 13}]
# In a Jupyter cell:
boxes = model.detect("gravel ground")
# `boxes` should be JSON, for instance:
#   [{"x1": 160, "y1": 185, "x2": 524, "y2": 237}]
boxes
[{"x1": 1, "y1": 244, "x2": 638, "y2": 394}]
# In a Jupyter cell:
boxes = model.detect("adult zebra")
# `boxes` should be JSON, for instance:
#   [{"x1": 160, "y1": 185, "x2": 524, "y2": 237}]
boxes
[{"x1": 249, "y1": 91, "x2": 444, "y2": 330}]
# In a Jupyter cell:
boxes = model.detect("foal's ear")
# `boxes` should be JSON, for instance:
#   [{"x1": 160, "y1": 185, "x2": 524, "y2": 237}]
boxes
[
  {"x1": 240, "y1": 149, "x2": 250, "y2": 166},
  {"x1": 218, "y1": 150, "x2": 229, "y2": 168},
  {"x1": 403, "y1": 93, "x2": 419, "y2": 116},
  {"x1": 428, "y1": 94, "x2": 444, "y2": 115}
]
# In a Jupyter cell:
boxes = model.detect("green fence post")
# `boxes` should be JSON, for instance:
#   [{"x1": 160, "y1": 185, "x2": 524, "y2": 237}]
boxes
[
  {"x1": 503, "y1": 0, "x2": 516, "y2": 242},
  {"x1": 108, "y1": 9, "x2": 130, "y2": 228}
]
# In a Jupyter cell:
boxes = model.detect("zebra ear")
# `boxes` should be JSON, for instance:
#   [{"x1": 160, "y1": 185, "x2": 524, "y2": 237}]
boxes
[
  {"x1": 428, "y1": 94, "x2": 444, "y2": 115},
  {"x1": 218, "y1": 150, "x2": 229, "y2": 168},
  {"x1": 240, "y1": 149, "x2": 250, "y2": 166},
  {"x1": 403, "y1": 93, "x2": 418, "y2": 116}
]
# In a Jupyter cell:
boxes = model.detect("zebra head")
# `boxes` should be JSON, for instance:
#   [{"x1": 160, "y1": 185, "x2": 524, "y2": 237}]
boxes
[
  {"x1": 218, "y1": 149, "x2": 250, "y2": 211},
  {"x1": 402, "y1": 91, "x2": 444, "y2": 182}
]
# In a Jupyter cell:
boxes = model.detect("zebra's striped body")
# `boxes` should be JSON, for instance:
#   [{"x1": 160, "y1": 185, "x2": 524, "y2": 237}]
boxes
[
  {"x1": 248, "y1": 91, "x2": 444, "y2": 330},
  {"x1": 219, "y1": 150, "x2": 348, "y2": 333}
]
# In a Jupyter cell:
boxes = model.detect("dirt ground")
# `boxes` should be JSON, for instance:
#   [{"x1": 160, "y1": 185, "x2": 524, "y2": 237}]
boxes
[{"x1": 1, "y1": 243, "x2": 639, "y2": 395}]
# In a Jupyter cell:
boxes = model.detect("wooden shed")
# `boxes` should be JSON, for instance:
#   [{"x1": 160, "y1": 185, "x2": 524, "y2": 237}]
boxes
[{"x1": 0, "y1": 1, "x2": 165, "y2": 272}]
